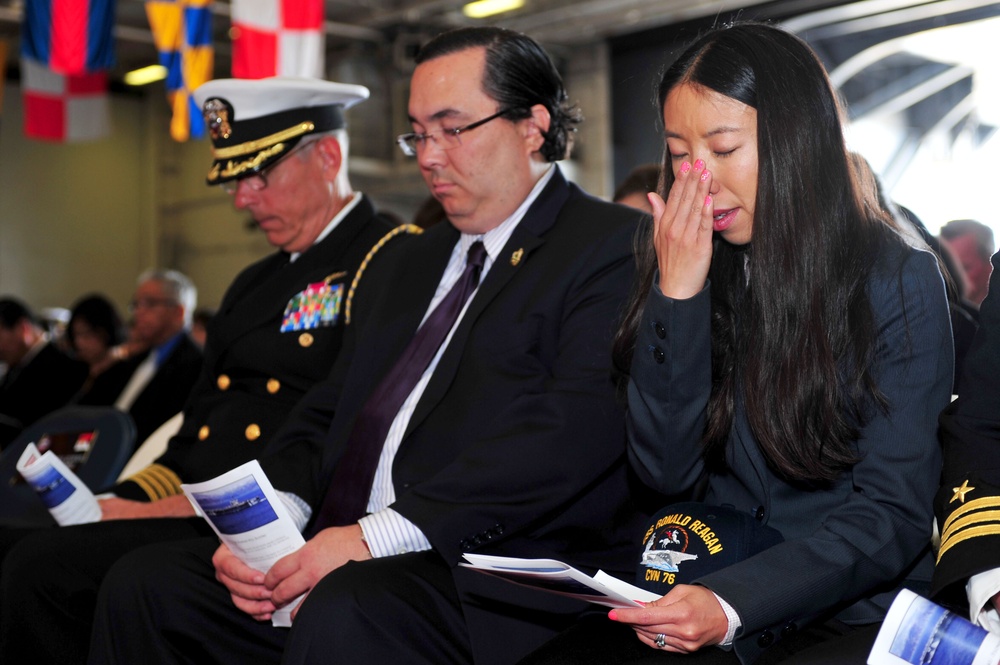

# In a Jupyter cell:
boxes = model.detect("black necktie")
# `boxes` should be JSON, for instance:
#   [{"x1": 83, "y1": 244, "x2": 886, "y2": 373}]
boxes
[{"x1": 310, "y1": 241, "x2": 488, "y2": 532}]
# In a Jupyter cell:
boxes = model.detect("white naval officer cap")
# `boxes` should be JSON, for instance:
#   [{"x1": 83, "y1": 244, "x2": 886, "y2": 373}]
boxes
[{"x1": 192, "y1": 77, "x2": 370, "y2": 186}]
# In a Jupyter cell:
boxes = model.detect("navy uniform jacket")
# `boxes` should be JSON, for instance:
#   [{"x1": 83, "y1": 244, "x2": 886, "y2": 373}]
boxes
[
  {"x1": 259, "y1": 169, "x2": 651, "y2": 663},
  {"x1": 933, "y1": 252, "x2": 1000, "y2": 610},
  {"x1": 114, "y1": 196, "x2": 398, "y2": 501},
  {"x1": 77, "y1": 334, "x2": 203, "y2": 446},
  {"x1": 627, "y1": 244, "x2": 952, "y2": 664}
]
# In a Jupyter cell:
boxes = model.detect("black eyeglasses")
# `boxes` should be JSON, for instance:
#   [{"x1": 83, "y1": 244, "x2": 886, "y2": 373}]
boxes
[
  {"x1": 220, "y1": 139, "x2": 319, "y2": 194},
  {"x1": 396, "y1": 108, "x2": 518, "y2": 157}
]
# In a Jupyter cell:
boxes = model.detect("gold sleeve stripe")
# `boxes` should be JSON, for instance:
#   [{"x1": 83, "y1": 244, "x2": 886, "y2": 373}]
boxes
[
  {"x1": 941, "y1": 496, "x2": 1000, "y2": 534},
  {"x1": 125, "y1": 464, "x2": 184, "y2": 501},
  {"x1": 940, "y1": 508, "x2": 1000, "y2": 544},
  {"x1": 345, "y1": 224, "x2": 424, "y2": 325},
  {"x1": 938, "y1": 523, "x2": 1000, "y2": 562},
  {"x1": 130, "y1": 468, "x2": 174, "y2": 501},
  {"x1": 211, "y1": 122, "x2": 316, "y2": 159}
]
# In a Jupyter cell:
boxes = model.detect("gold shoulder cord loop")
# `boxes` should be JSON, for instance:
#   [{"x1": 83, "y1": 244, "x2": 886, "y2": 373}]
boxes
[{"x1": 345, "y1": 224, "x2": 423, "y2": 324}]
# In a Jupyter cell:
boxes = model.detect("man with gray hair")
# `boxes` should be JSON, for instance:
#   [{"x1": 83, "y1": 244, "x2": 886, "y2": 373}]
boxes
[
  {"x1": 77, "y1": 269, "x2": 203, "y2": 445},
  {"x1": 942, "y1": 219, "x2": 995, "y2": 307}
]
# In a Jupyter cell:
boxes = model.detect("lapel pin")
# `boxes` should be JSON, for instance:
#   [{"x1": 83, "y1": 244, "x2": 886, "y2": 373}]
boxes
[{"x1": 510, "y1": 248, "x2": 524, "y2": 266}]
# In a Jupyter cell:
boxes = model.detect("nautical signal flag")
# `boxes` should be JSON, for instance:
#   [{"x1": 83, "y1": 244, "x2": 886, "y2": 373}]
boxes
[
  {"x1": 231, "y1": 0, "x2": 324, "y2": 79},
  {"x1": 22, "y1": 57, "x2": 110, "y2": 142},
  {"x1": 21, "y1": 0, "x2": 116, "y2": 75},
  {"x1": 146, "y1": 0, "x2": 214, "y2": 141}
]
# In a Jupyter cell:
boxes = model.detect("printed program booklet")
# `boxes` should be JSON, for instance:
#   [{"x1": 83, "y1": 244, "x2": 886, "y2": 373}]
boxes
[
  {"x1": 15, "y1": 442, "x2": 101, "y2": 525},
  {"x1": 181, "y1": 460, "x2": 306, "y2": 627},
  {"x1": 868, "y1": 588, "x2": 1000, "y2": 665},
  {"x1": 459, "y1": 554, "x2": 660, "y2": 608}
]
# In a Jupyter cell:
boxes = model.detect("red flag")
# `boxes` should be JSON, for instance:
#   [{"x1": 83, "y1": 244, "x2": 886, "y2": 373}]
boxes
[
  {"x1": 231, "y1": 0, "x2": 324, "y2": 79},
  {"x1": 22, "y1": 58, "x2": 110, "y2": 142}
]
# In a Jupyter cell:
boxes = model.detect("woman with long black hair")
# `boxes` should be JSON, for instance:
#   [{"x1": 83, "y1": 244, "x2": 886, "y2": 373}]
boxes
[{"x1": 522, "y1": 21, "x2": 952, "y2": 665}]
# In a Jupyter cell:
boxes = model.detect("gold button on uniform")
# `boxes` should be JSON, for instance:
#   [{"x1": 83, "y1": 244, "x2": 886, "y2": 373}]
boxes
[
  {"x1": 198, "y1": 426, "x2": 210, "y2": 441},
  {"x1": 266, "y1": 379, "x2": 281, "y2": 394},
  {"x1": 216, "y1": 374, "x2": 231, "y2": 391},
  {"x1": 245, "y1": 424, "x2": 261, "y2": 441},
  {"x1": 299, "y1": 332, "x2": 314, "y2": 347}
]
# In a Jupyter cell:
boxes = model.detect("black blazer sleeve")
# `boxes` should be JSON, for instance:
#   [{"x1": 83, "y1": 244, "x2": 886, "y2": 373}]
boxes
[{"x1": 933, "y1": 252, "x2": 1000, "y2": 608}]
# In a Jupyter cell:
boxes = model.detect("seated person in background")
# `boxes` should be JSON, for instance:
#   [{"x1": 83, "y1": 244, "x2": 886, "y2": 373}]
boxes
[
  {"x1": 613, "y1": 163, "x2": 660, "y2": 214},
  {"x1": 190, "y1": 307, "x2": 215, "y2": 348},
  {"x1": 0, "y1": 298, "x2": 88, "y2": 449},
  {"x1": 64, "y1": 293, "x2": 126, "y2": 395},
  {"x1": 75, "y1": 270, "x2": 203, "y2": 446},
  {"x1": 88, "y1": 26, "x2": 646, "y2": 665},
  {"x1": 933, "y1": 252, "x2": 1000, "y2": 633},
  {"x1": 519, "y1": 22, "x2": 952, "y2": 665},
  {"x1": 852, "y1": 153, "x2": 977, "y2": 394},
  {"x1": 941, "y1": 219, "x2": 994, "y2": 308},
  {"x1": 0, "y1": 76, "x2": 407, "y2": 665}
]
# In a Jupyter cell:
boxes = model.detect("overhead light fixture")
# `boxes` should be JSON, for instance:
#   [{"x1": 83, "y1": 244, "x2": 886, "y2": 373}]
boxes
[
  {"x1": 124, "y1": 64, "x2": 168, "y2": 86},
  {"x1": 462, "y1": 0, "x2": 524, "y2": 19}
]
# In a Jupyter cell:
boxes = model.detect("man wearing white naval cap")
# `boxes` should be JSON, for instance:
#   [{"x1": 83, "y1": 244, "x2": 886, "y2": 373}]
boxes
[{"x1": 0, "y1": 76, "x2": 414, "y2": 665}]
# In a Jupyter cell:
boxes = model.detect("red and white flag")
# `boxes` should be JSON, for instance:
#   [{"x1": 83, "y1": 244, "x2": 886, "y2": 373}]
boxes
[
  {"x1": 22, "y1": 57, "x2": 110, "y2": 142},
  {"x1": 230, "y1": 0, "x2": 324, "y2": 79}
]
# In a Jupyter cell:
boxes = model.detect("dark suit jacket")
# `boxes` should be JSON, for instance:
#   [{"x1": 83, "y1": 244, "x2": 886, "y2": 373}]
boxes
[
  {"x1": 77, "y1": 334, "x2": 204, "y2": 445},
  {"x1": 113, "y1": 196, "x2": 398, "y2": 499},
  {"x1": 0, "y1": 342, "x2": 88, "y2": 449},
  {"x1": 627, "y1": 244, "x2": 953, "y2": 663},
  {"x1": 933, "y1": 252, "x2": 1000, "y2": 610},
  {"x1": 261, "y1": 169, "x2": 650, "y2": 662}
]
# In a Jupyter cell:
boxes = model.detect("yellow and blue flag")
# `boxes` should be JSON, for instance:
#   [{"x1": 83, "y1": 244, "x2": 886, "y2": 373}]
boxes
[{"x1": 146, "y1": 0, "x2": 213, "y2": 141}]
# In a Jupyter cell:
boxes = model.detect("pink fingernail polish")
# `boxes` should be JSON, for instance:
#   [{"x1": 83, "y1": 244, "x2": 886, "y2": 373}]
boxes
[
  {"x1": 705, "y1": 195, "x2": 712, "y2": 206},
  {"x1": 694, "y1": 159, "x2": 705, "y2": 170},
  {"x1": 608, "y1": 610, "x2": 619, "y2": 621},
  {"x1": 680, "y1": 162, "x2": 691, "y2": 174},
  {"x1": 700, "y1": 169, "x2": 711, "y2": 182}
]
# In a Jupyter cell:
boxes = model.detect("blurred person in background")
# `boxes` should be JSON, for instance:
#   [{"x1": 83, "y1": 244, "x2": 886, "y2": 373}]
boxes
[
  {"x1": 0, "y1": 298, "x2": 87, "y2": 449},
  {"x1": 941, "y1": 219, "x2": 994, "y2": 308}
]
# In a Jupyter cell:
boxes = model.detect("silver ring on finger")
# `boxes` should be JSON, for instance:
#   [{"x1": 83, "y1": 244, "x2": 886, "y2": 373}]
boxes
[{"x1": 655, "y1": 633, "x2": 667, "y2": 649}]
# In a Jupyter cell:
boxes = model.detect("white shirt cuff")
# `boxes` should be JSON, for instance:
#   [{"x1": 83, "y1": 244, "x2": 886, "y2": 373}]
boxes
[
  {"x1": 714, "y1": 592, "x2": 741, "y2": 646},
  {"x1": 358, "y1": 508, "x2": 432, "y2": 558},
  {"x1": 968, "y1": 568, "x2": 1000, "y2": 633},
  {"x1": 277, "y1": 491, "x2": 312, "y2": 533}
]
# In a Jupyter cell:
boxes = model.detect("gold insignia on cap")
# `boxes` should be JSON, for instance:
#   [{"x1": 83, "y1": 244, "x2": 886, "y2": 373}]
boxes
[
  {"x1": 217, "y1": 374, "x2": 231, "y2": 391},
  {"x1": 299, "y1": 332, "x2": 314, "y2": 347},
  {"x1": 511, "y1": 248, "x2": 524, "y2": 266},
  {"x1": 266, "y1": 379, "x2": 281, "y2": 394},
  {"x1": 218, "y1": 143, "x2": 286, "y2": 180},
  {"x1": 245, "y1": 424, "x2": 261, "y2": 441},
  {"x1": 951, "y1": 479, "x2": 976, "y2": 504},
  {"x1": 204, "y1": 98, "x2": 232, "y2": 140},
  {"x1": 198, "y1": 425, "x2": 210, "y2": 441},
  {"x1": 211, "y1": 123, "x2": 315, "y2": 160}
]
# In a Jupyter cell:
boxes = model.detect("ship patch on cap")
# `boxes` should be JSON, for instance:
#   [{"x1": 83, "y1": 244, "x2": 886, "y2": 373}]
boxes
[{"x1": 636, "y1": 502, "x2": 783, "y2": 595}]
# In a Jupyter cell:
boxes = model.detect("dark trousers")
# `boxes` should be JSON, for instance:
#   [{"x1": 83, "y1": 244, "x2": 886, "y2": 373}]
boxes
[
  {"x1": 516, "y1": 613, "x2": 878, "y2": 665},
  {"x1": 90, "y1": 541, "x2": 473, "y2": 665},
  {"x1": 0, "y1": 517, "x2": 212, "y2": 665}
]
